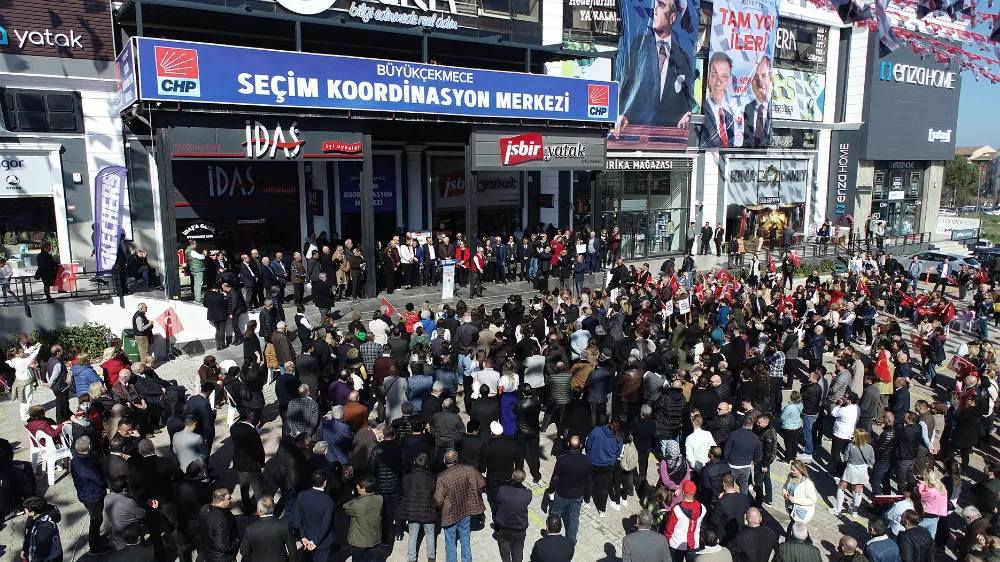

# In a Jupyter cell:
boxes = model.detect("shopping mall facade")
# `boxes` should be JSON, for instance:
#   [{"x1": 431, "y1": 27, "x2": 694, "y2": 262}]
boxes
[{"x1": 0, "y1": 0, "x2": 964, "y2": 298}]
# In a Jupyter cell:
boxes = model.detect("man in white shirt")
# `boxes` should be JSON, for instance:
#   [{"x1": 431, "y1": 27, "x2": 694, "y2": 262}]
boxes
[
  {"x1": 685, "y1": 413, "x2": 716, "y2": 470},
  {"x1": 369, "y1": 311, "x2": 390, "y2": 345},
  {"x1": 474, "y1": 358, "x2": 502, "y2": 398}
]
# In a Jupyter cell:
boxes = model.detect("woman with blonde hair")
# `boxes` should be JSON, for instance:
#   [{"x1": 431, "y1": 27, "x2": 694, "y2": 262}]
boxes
[
  {"x1": 918, "y1": 469, "x2": 948, "y2": 538},
  {"x1": 783, "y1": 460, "x2": 818, "y2": 525},
  {"x1": 828, "y1": 428, "x2": 874, "y2": 517}
]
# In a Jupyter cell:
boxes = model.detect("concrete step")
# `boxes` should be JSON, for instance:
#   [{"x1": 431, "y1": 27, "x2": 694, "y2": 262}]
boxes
[{"x1": 929, "y1": 240, "x2": 972, "y2": 255}]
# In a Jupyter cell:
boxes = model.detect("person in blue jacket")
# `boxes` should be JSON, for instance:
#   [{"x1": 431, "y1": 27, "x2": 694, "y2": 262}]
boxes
[
  {"x1": 72, "y1": 354, "x2": 103, "y2": 398},
  {"x1": 574, "y1": 255, "x2": 589, "y2": 297},
  {"x1": 69, "y1": 435, "x2": 110, "y2": 554},
  {"x1": 585, "y1": 414, "x2": 625, "y2": 516}
]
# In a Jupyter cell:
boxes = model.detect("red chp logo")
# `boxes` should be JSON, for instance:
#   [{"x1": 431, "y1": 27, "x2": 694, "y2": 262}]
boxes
[
  {"x1": 500, "y1": 133, "x2": 544, "y2": 166},
  {"x1": 155, "y1": 46, "x2": 201, "y2": 97},
  {"x1": 588, "y1": 84, "x2": 609, "y2": 118}
]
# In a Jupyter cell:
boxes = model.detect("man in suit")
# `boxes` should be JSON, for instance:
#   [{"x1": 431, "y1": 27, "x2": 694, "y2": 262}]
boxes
[
  {"x1": 699, "y1": 222, "x2": 713, "y2": 255},
  {"x1": 186, "y1": 382, "x2": 216, "y2": 451},
  {"x1": 231, "y1": 410, "x2": 266, "y2": 514},
  {"x1": 312, "y1": 272, "x2": 335, "y2": 318},
  {"x1": 700, "y1": 52, "x2": 736, "y2": 149},
  {"x1": 622, "y1": 509, "x2": 670, "y2": 561},
  {"x1": 103, "y1": 436, "x2": 133, "y2": 488},
  {"x1": 742, "y1": 56, "x2": 773, "y2": 148},
  {"x1": 107, "y1": 522, "x2": 155, "y2": 562},
  {"x1": 296, "y1": 471, "x2": 336, "y2": 562},
  {"x1": 613, "y1": 0, "x2": 694, "y2": 136},
  {"x1": 240, "y1": 254, "x2": 258, "y2": 311},
  {"x1": 271, "y1": 252, "x2": 288, "y2": 303},
  {"x1": 529, "y1": 515, "x2": 576, "y2": 562},
  {"x1": 240, "y1": 496, "x2": 298, "y2": 562},
  {"x1": 261, "y1": 256, "x2": 278, "y2": 302},
  {"x1": 172, "y1": 416, "x2": 207, "y2": 472},
  {"x1": 421, "y1": 235, "x2": 438, "y2": 286}
]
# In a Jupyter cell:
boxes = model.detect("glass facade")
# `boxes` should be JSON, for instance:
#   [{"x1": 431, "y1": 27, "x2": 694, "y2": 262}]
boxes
[
  {"x1": 871, "y1": 161, "x2": 925, "y2": 236},
  {"x1": 598, "y1": 159, "x2": 692, "y2": 259}
]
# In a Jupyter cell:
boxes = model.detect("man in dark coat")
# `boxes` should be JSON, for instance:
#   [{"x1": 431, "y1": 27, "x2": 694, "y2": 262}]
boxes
[
  {"x1": 311, "y1": 273, "x2": 335, "y2": 318},
  {"x1": 197, "y1": 488, "x2": 241, "y2": 562},
  {"x1": 231, "y1": 411, "x2": 266, "y2": 515},
  {"x1": 239, "y1": 496, "x2": 297, "y2": 562},
  {"x1": 296, "y1": 471, "x2": 336, "y2": 562},
  {"x1": 529, "y1": 515, "x2": 576, "y2": 562},
  {"x1": 34, "y1": 241, "x2": 58, "y2": 302},
  {"x1": 727, "y1": 508, "x2": 778, "y2": 562},
  {"x1": 222, "y1": 282, "x2": 247, "y2": 345}
]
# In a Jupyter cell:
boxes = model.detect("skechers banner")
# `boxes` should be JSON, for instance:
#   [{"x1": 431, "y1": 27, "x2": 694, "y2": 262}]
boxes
[
  {"x1": 93, "y1": 166, "x2": 129, "y2": 277},
  {"x1": 134, "y1": 38, "x2": 618, "y2": 123}
]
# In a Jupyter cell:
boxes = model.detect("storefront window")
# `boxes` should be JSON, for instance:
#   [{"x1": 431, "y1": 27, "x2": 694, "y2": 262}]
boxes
[
  {"x1": 0, "y1": 198, "x2": 57, "y2": 267},
  {"x1": 724, "y1": 158, "x2": 809, "y2": 243},
  {"x1": 598, "y1": 159, "x2": 691, "y2": 258},
  {"x1": 572, "y1": 171, "x2": 593, "y2": 242},
  {"x1": 871, "y1": 161, "x2": 925, "y2": 236},
  {"x1": 430, "y1": 155, "x2": 466, "y2": 236}
]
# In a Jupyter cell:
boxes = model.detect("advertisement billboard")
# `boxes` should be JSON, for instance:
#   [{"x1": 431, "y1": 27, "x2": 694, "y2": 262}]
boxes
[
  {"x1": 133, "y1": 38, "x2": 618, "y2": 124},
  {"x1": 771, "y1": 68, "x2": 825, "y2": 122},
  {"x1": 860, "y1": 32, "x2": 961, "y2": 160},
  {"x1": 116, "y1": 39, "x2": 138, "y2": 115},
  {"x1": 339, "y1": 155, "x2": 397, "y2": 213},
  {"x1": 826, "y1": 129, "x2": 861, "y2": 222},
  {"x1": 609, "y1": 0, "x2": 700, "y2": 150},
  {"x1": 699, "y1": 0, "x2": 780, "y2": 149}
]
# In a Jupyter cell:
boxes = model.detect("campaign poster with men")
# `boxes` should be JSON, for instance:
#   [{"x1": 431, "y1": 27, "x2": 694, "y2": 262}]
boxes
[
  {"x1": 609, "y1": 0, "x2": 700, "y2": 150},
  {"x1": 699, "y1": 0, "x2": 780, "y2": 149}
]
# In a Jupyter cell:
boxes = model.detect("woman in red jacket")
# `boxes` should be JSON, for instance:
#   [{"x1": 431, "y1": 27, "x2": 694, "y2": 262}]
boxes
[{"x1": 455, "y1": 240, "x2": 471, "y2": 287}]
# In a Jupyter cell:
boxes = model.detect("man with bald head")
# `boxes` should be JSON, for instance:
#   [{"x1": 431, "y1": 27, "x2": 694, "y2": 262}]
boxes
[
  {"x1": 545, "y1": 435, "x2": 592, "y2": 543},
  {"x1": 838, "y1": 536, "x2": 865, "y2": 562},
  {"x1": 728, "y1": 507, "x2": 778, "y2": 562}
]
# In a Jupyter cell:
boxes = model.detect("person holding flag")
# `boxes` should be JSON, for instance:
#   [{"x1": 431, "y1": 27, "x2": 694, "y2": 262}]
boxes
[{"x1": 932, "y1": 257, "x2": 952, "y2": 295}]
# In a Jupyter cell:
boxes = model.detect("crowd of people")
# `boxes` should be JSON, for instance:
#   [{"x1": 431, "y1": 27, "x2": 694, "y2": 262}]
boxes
[{"x1": 10, "y1": 227, "x2": 1000, "y2": 562}]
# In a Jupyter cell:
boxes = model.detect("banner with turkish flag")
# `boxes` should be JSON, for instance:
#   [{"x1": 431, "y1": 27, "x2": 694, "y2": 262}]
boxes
[
  {"x1": 381, "y1": 296, "x2": 397, "y2": 318},
  {"x1": 716, "y1": 268, "x2": 731, "y2": 285},
  {"x1": 910, "y1": 333, "x2": 925, "y2": 356},
  {"x1": 950, "y1": 354, "x2": 978, "y2": 378},
  {"x1": 857, "y1": 278, "x2": 871, "y2": 296},
  {"x1": 669, "y1": 275, "x2": 680, "y2": 294},
  {"x1": 155, "y1": 307, "x2": 184, "y2": 339}
]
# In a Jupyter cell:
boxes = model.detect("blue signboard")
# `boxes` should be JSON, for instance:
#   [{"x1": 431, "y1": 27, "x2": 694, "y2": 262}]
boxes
[
  {"x1": 339, "y1": 155, "x2": 396, "y2": 213},
  {"x1": 952, "y1": 228, "x2": 979, "y2": 241},
  {"x1": 116, "y1": 39, "x2": 138, "y2": 114},
  {"x1": 133, "y1": 37, "x2": 618, "y2": 123}
]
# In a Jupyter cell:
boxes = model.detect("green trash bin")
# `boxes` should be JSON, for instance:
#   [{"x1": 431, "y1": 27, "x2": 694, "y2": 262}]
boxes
[{"x1": 120, "y1": 330, "x2": 141, "y2": 362}]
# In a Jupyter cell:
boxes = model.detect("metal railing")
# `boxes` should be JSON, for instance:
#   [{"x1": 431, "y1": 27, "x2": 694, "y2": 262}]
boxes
[{"x1": 2, "y1": 270, "x2": 128, "y2": 317}]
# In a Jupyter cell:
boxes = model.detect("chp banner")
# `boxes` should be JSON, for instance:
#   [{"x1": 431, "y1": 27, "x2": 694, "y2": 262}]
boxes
[
  {"x1": 699, "y1": 0, "x2": 780, "y2": 149},
  {"x1": 610, "y1": 0, "x2": 700, "y2": 151},
  {"x1": 92, "y1": 166, "x2": 129, "y2": 277},
  {"x1": 134, "y1": 37, "x2": 617, "y2": 123}
]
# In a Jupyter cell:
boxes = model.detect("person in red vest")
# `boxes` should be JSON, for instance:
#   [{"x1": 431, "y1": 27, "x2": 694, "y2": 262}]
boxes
[{"x1": 470, "y1": 247, "x2": 485, "y2": 298}]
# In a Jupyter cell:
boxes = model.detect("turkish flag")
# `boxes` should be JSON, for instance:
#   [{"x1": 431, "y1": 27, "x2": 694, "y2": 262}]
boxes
[
  {"x1": 875, "y1": 351, "x2": 893, "y2": 383},
  {"x1": 716, "y1": 268, "x2": 731, "y2": 285},
  {"x1": 669, "y1": 275, "x2": 680, "y2": 294},
  {"x1": 155, "y1": 307, "x2": 184, "y2": 339},
  {"x1": 381, "y1": 296, "x2": 397, "y2": 318}
]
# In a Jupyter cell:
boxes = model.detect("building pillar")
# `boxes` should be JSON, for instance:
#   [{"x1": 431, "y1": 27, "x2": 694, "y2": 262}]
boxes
[
  {"x1": 406, "y1": 146, "x2": 425, "y2": 231},
  {"x1": 362, "y1": 133, "x2": 376, "y2": 298}
]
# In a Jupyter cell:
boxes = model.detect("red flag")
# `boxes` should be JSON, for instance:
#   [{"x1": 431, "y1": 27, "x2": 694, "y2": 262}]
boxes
[
  {"x1": 942, "y1": 302, "x2": 956, "y2": 323},
  {"x1": 669, "y1": 275, "x2": 680, "y2": 294},
  {"x1": 910, "y1": 333, "x2": 925, "y2": 356},
  {"x1": 381, "y1": 296, "x2": 397, "y2": 318},
  {"x1": 875, "y1": 352, "x2": 892, "y2": 383},
  {"x1": 155, "y1": 307, "x2": 184, "y2": 339},
  {"x1": 857, "y1": 278, "x2": 871, "y2": 296},
  {"x1": 977, "y1": 269, "x2": 989, "y2": 284},
  {"x1": 716, "y1": 268, "x2": 731, "y2": 285},
  {"x1": 950, "y1": 354, "x2": 979, "y2": 378},
  {"x1": 694, "y1": 284, "x2": 705, "y2": 301}
]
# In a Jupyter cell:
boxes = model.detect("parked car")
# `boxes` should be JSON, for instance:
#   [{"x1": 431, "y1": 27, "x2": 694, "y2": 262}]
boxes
[{"x1": 894, "y1": 251, "x2": 980, "y2": 280}]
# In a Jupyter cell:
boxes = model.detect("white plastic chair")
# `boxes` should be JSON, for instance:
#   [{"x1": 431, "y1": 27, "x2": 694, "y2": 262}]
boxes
[{"x1": 32, "y1": 430, "x2": 72, "y2": 485}]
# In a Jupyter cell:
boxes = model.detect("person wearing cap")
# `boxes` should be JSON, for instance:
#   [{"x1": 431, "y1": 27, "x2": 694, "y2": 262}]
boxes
[
  {"x1": 479, "y1": 421, "x2": 517, "y2": 516},
  {"x1": 665, "y1": 480, "x2": 705, "y2": 559}
]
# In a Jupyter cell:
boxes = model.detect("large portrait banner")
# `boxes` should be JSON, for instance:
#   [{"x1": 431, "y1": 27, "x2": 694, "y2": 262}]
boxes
[{"x1": 699, "y1": 0, "x2": 780, "y2": 149}]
